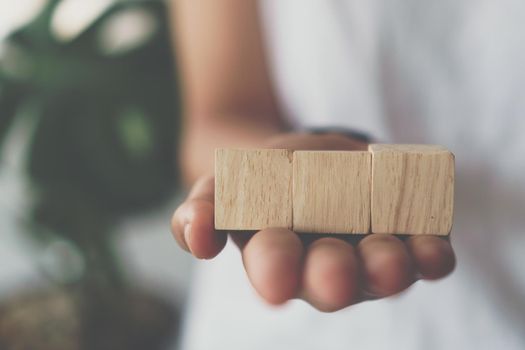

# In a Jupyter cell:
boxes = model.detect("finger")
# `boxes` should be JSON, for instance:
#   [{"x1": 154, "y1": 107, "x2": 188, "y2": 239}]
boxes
[
  {"x1": 265, "y1": 133, "x2": 368, "y2": 151},
  {"x1": 171, "y1": 176, "x2": 227, "y2": 259},
  {"x1": 171, "y1": 176, "x2": 215, "y2": 252},
  {"x1": 302, "y1": 238, "x2": 359, "y2": 312},
  {"x1": 406, "y1": 235, "x2": 456, "y2": 280},
  {"x1": 185, "y1": 176, "x2": 213, "y2": 201},
  {"x1": 357, "y1": 234, "x2": 414, "y2": 298},
  {"x1": 242, "y1": 228, "x2": 303, "y2": 305}
]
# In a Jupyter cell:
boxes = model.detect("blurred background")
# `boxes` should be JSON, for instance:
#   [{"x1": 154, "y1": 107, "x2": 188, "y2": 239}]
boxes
[{"x1": 0, "y1": 0, "x2": 191, "y2": 349}]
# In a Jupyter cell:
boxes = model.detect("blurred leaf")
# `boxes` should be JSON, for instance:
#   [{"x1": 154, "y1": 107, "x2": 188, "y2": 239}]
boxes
[
  {"x1": 2, "y1": 0, "x2": 181, "y2": 291},
  {"x1": 31, "y1": 185, "x2": 115, "y2": 243},
  {"x1": 117, "y1": 107, "x2": 155, "y2": 159},
  {"x1": 27, "y1": 88, "x2": 177, "y2": 215},
  {"x1": 8, "y1": 0, "x2": 62, "y2": 50},
  {"x1": 0, "y1": 82, "x2": 26, "y2": 152}
]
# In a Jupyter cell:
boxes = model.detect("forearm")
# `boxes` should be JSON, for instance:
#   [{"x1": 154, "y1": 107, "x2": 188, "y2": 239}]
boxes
[{"x1": 170, "y1": 0, "x2": 286, "y2": 185}]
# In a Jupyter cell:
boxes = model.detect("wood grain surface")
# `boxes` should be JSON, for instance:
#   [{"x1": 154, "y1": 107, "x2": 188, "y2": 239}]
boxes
[
  {"x1": 369, "y1": 144, "x2": 454, "y2": 235},
  {"x1": 215, "y1": 148, "x2": 293, "y2": 230},
  {"x1": 292, "y1": 151, "x2": 371, "y2": 234}
]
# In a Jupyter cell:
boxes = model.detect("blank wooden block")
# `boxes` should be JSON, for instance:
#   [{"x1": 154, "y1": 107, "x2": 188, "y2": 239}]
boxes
[
  {"x1": 293, "y1": 151, "x2": 371, "y2": 234},
  {"x1": 369, "y1": 144, "x2": 454, "y2": 235},
  {"x1": 215, "y1": 149, "x2": 293, "y2": 230}
]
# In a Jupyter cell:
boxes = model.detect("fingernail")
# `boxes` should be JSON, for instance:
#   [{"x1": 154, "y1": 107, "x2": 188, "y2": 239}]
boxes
[{"x1": 184, "y1": 223, "x2": 192, "y2": 251}]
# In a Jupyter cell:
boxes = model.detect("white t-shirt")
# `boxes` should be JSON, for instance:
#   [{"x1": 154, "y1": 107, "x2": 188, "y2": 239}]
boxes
[{"x1": 181, "y1": 1, "x2": 525, "y2": 349}]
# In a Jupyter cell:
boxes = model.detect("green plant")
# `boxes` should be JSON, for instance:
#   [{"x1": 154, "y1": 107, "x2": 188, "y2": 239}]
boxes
[{"x1": 0, "y1": 0, "x2": 180, "y2": 347}]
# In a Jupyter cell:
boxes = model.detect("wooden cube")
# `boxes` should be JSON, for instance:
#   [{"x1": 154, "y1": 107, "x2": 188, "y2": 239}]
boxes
[
  {"x1": 215, "y1": 148, "x2": 293, "y2": 230},
  {"x1": 369, "y1": 144, "x2": 454, "y2": 235},
  {"x1": 292, "y1": 151, "x2": 371, "y2": 234}
]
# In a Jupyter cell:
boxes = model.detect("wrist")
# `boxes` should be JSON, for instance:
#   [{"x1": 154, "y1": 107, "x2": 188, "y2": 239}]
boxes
[{"x1": 305, "y1": 126, "x2": 373, "y2": 144}]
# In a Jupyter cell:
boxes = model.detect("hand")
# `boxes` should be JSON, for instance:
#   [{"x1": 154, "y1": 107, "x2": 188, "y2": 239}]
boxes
[{"x1": 171, "y1": 133, "x2": 456, "y2": 312}]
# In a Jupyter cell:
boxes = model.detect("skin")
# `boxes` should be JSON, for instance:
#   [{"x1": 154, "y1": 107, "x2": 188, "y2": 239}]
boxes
[{"x1": 169, "y1": 0, "x2": 456, "y2": 312}]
